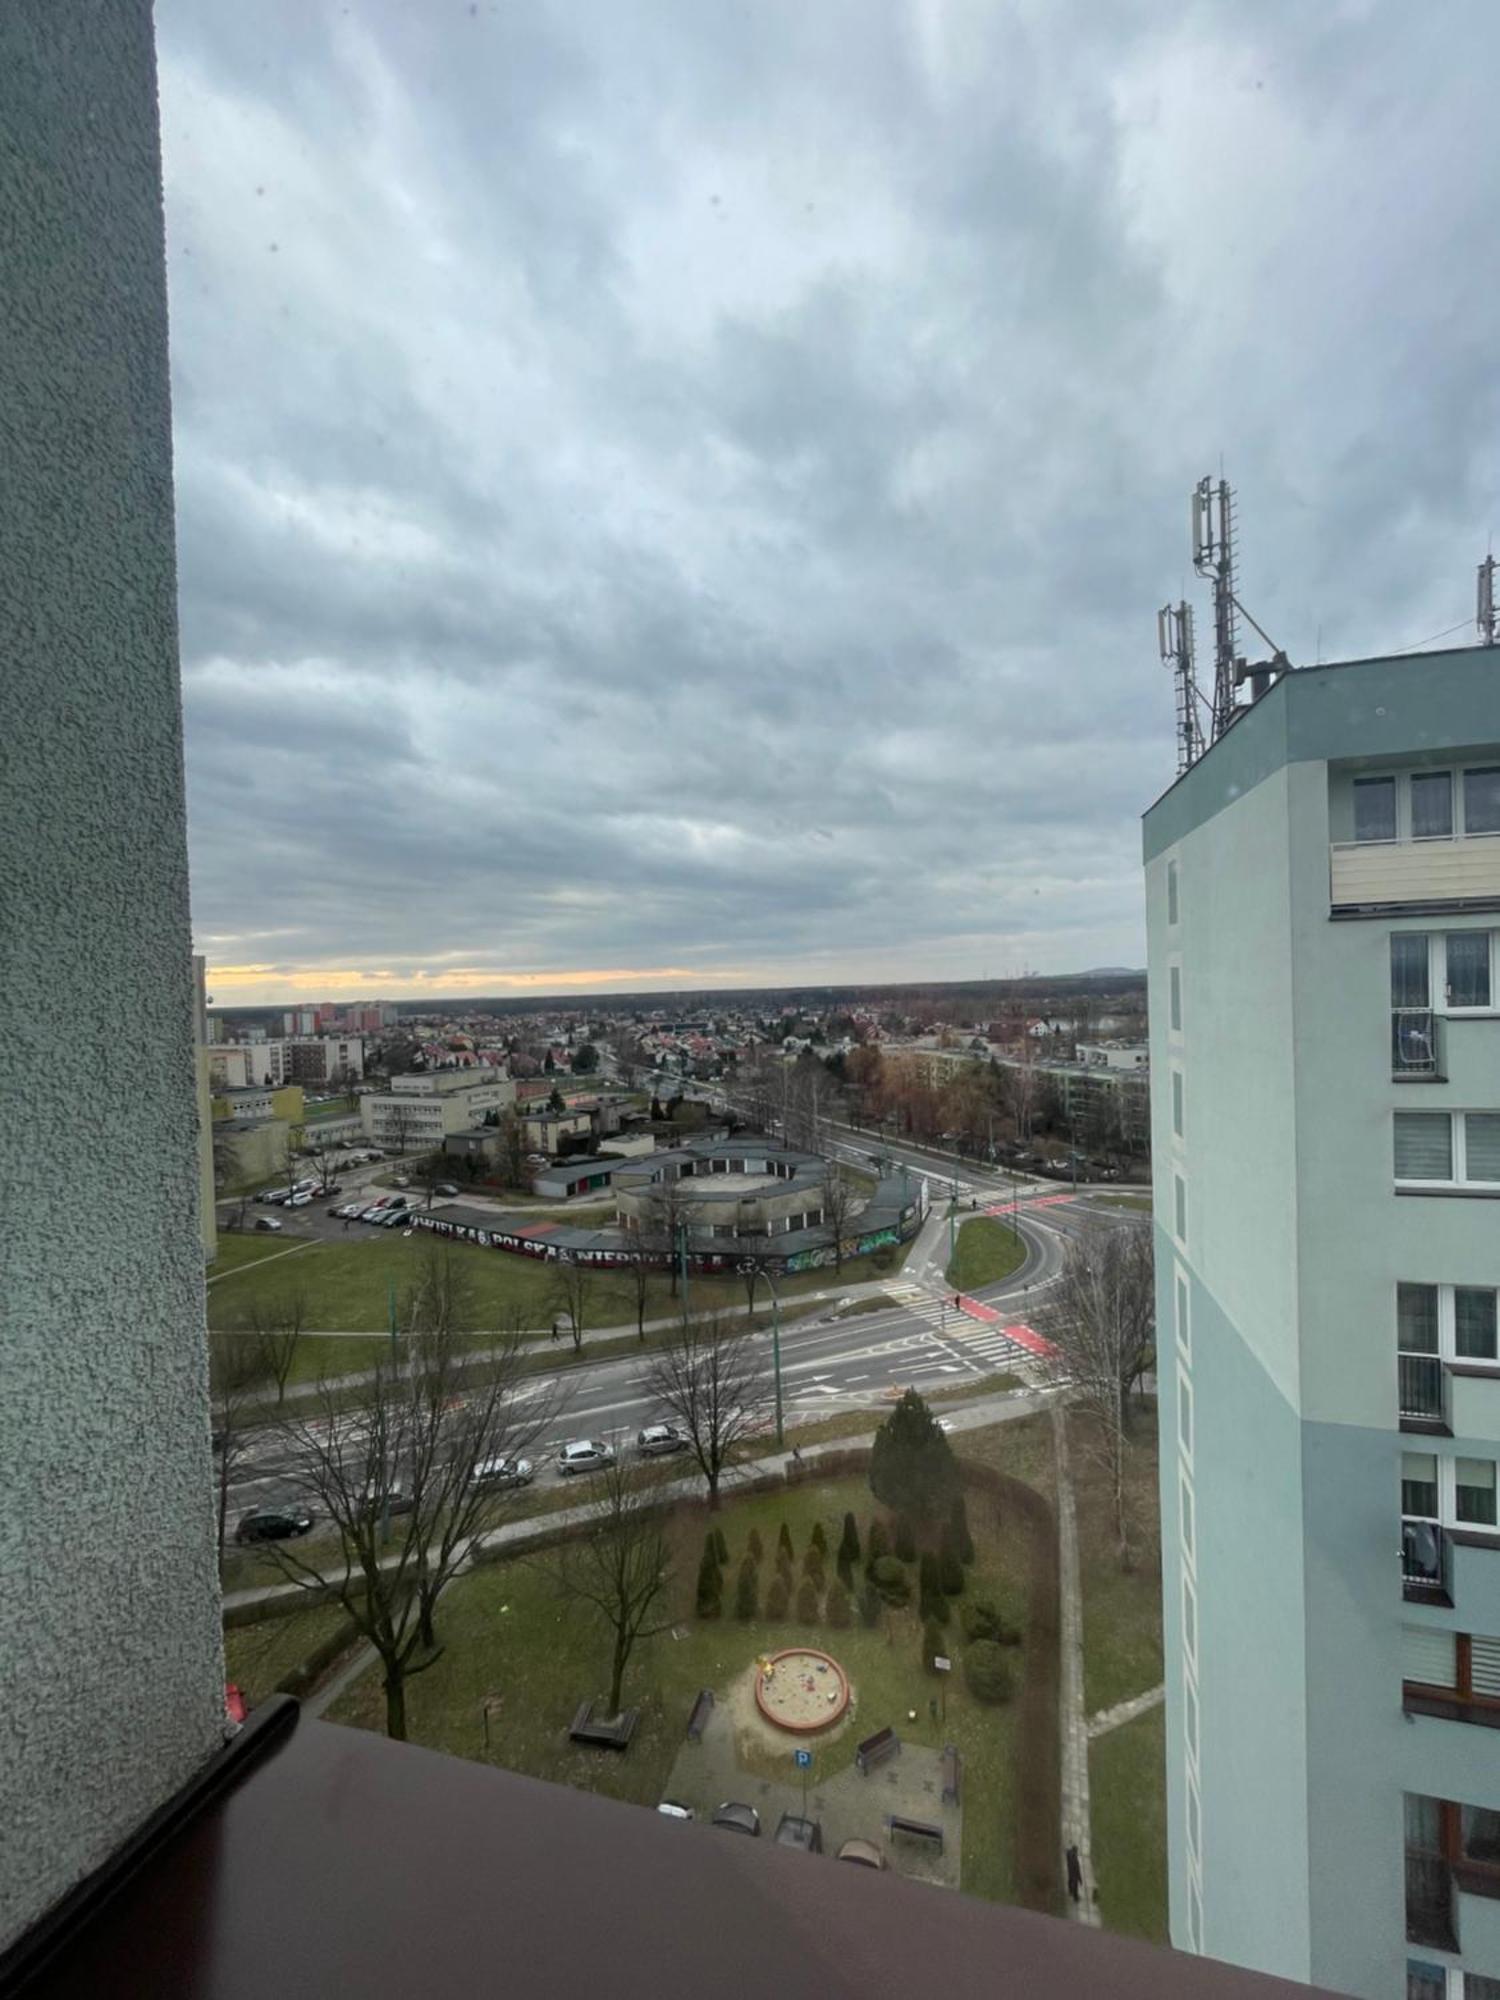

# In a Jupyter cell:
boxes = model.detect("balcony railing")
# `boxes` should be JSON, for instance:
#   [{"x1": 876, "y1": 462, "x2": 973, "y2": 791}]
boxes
[
  {"x1": 1403, "y1": 1519, "x2": 1451, "y2": 1602},
  {"x1": 1400, "y1": 1354, "x2": 1446, "y2": 1424},
  {"x1": 1392, "y1": 1009, "x2": 1443, "y2": 1079},
  {"x1": 1405, "y1": 1852, "x2": 1458, "y2": 1950}
]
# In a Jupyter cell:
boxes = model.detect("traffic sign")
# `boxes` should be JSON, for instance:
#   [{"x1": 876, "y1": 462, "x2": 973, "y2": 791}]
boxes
[{"x1": 794, "y1": 1748, "x2": 813, "y2": 1769}]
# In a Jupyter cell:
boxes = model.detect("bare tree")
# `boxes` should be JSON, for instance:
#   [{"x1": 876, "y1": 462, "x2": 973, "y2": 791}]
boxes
[
  {"x1": 385, "y1": 1101, "x2": 420, "y2": 1158},
  {"x1": 539, "y1": 1457, "x2": 674, "y2": 1716},
  {"x1": 619, "y1": 1232, "x2": 658, "y2": 1342},
  {"x1": 820, "y1": 1168, "x2": 861, "y2": 1276},
  {"x1": 548, "y1": 1255, "x2": 596, "y2": 1353},
  {"x1": 737, "y1": 1244, "x2": 774, "y2": 1317},
  {"x1": 642, "y1": 1313, "x2": 773, "y2": 1509},
  {"x1": 249, "y1": 1289, "x2": 309, "y2": 1405},
  {"x1": 644, "y1": 1177, "x2": 693, "y2": 1300},
  {"x1": 261, "y1": 1254, "x2": 554, "y2": 1738},
  {"x1": 210, "y1": 1331, "x2": 272, "y2": 1560},
  {"x1": 1039, "y1": 1223, "x2": 1155, "y2": 1567}
]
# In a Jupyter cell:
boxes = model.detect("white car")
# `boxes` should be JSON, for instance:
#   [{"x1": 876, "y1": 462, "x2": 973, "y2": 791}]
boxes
[
  {"x1": 253, "y1": 1217, "x2": 283, "y2": 1233},
  {"x1": 556, "y1": 1439, "x2": 615, "y2": 1477},
  {"x1": 637, "y1": 1423, "x2": 689, "y2": 1457},
  {"x1": 285, "y1": 1191, "x2": 313, "y2": 1208}
]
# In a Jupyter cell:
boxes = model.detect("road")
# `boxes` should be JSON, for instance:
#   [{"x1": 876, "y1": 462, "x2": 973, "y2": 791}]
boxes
[{"x1": 224, "y1": 1181, "x2": 1144, "y2": 1523}]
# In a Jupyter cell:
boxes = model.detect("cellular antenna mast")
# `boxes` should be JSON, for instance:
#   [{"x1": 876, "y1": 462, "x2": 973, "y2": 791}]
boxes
[
  {"x1": 1479, "y1": 553, "x2": 1497, "y2": 647},
  {"x1": 1192, "y1": 476, "x2": 1240, "y2": 741},
  {"x1": 1158, "y1": 600, "x2": 1202, "y2": 775}
]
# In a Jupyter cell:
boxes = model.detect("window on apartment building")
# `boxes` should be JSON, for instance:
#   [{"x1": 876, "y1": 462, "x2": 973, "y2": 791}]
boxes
[
  {"x1": 1169, "y1": 964, "x2": 1182, "y2": 1032},
  {"x1": 1411, "y1": 771, "x2": 1456, "y2": 840},
  {"x1": 1463, "y1": 1807, "x2": 1500, "y2": 1871},
  {"x1": 1466, "y1": 769, "x2": 1500, "y2": 836},
  {"x1": 1457, "y1": 1459, "x2": 1498, "y2": 1527},
  {"x1": 1465, "y1": 1973, "x2": 1500, "y2": 2000},
  {"x1": 1354, "y1": 775, "x2": 1398, "y2": 842},
  {"x1": 1406, "y1": 1965, "x2": 1446, "y2": 2000},
  {"x1": 1179, "y1": 1375, "x2": 1193, "y2": 1460},
  {"x1": 1180, "y1": 1476, "x2": 1195, "y2": 1563},
  {"x1": 1175, "y1": 1273, "x2": 1190, "y2": 1356},
  {"x1": 1458, "y1": 1288, "x2": 1499, "y2": 1360},
  {"x1": 1167, "y1": 858, "x2": 1179, "y2": 925},
  {"x1": 1447, "y1": 933, "x2": 1492, "y2": 1009},
  {"x1": 1393, "y1": 933, "x2": 1432, "y2": 1010},
  {"x1": 1174, "y1": 1172, "x2": 1187, "y2": 1242},
  {"x1": 1403, "y1": 1453, "x2": 1439, "y2": 1519},
  {"x1": 1172, "y1": 1069, "x2": 1184, "y2": 1137},
  {"x1": 1395, "y1": 1112, "x2": 1453, "y2": 1182},
  {"x1": 1402, "y1": 1625, "x2": 1457, "y2": 1691},
  {"x1": 1400, "y1": 1283, "x2": 1440, "y2": 1354}
]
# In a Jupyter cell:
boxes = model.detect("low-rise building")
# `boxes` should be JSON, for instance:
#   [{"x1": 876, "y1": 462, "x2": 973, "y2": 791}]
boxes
[
  {"x1": 210, "y1": 1082, "x2": 304, "y2": 1127},
  {"x1": 361, "y1": 1070, "x2": 515, "y2": 1152}
]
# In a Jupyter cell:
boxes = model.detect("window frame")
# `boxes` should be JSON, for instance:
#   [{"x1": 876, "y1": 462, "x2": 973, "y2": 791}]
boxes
[
  {"x1": 1395, "y1": 1110, "x2": 1500, "y2": 1190},
  {"x1": 1353, "y1": 774, "x2": 1399, "y2": 844},
  {"x1": 1402, "y1": 1450, "x2": 1500, "y2": 1537},
  {"x1": 1465, "y1": 767, "x2": 1500, "y2": 838}
]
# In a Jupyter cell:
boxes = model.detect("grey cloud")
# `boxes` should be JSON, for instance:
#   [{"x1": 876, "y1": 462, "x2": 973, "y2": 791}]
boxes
[{"x1": 156, "y1": 0, "x2": 1500, "y2": 997}]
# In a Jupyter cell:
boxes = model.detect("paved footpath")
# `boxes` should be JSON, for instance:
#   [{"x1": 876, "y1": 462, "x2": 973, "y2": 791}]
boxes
[
  {"x1": 1087, "y1": 1683, "x2": 1165, "y2": 1740},
  {"x1": 1052, "y1": 1404, "x2": 1100, "y2": 1926}
]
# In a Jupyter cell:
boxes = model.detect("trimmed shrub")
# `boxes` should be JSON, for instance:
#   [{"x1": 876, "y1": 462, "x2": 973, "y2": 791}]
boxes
[
  {"x1": 922, "y1": 1617, "x2": 946, "y2": 1673},
  {"x1": 701, "y1": 1530, "x2": 721, "y2": 1571},
  {"x1": 826, "y1": 1581, "x2": 852, "y2": 1628},
  {"x1": 865, "y1": 1518, "x2": 889, "y2": 1569},
  {"x1": 778, "y1": 1522, "x2": 795, "y2": 1562},
  {"x1": 747, "y1": 1527, "x2": 764, "y2": 1563},
  {"x1": 964, "y1": 1640, "x2": 1014, "y2": 1704},
  {"x1": 766, "y1": 1575, "x2": 790, "y2": 1621},
  {"x1": 949, "y1": 1493, "x2": 975, "y2": 1565},
  {"x1": 870, "y1": 1556, "x2": 911, "y2": 1607},
  {"x1": 810, "y1": 1521, "x2": 828, "y2": 1557},
  {"x1": 838, "y1": 1512, "x2": 861, "y2": 1567},
  {"x1": 697, "y1": 1569, "x2": 722, "y2": 1619},
  {"x1": 894, "y1": 1514, "x2": 917, "y2": 1564},
  {"x1": 960, "y1": 1595, "x2": 1023, "y2": 1646},
  {"x1": 715, "y1": 1527, "x2": 730, "y2": 1565},
  {"x1": 776, "y1": 1552, "x2": 795, "y2": 1592},
  {"x1": 697, "y1": 1544, "x2": 721, "y2": 1596},
  {"x1": 917, "y1": 1552, "x2": 948, "y2": 1624},
  {"x1": 939, "y1": 1546, "x2": 965, "y2": 1597},
  {"x1": 836, "y1": 1552, "x2": 854, "y2": 1593},
  {"x1": 802, "y1": 1544, "x2": 825, "y2": 1580},
  {"x1": 858, "y1": 1582, "x2": 881, "y2": 1629},
  {"x1": 735, "y1": 1560, "x2": 759, "y2": 1622},
  {"x1": 796, "y1": 1577, "x2": 821, "y2": 1623}
]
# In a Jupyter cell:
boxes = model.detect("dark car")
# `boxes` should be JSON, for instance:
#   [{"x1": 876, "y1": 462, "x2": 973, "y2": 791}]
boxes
[
  {"x1": 711, "y1": 1803, "x2": 760, "y2": 1837},
  {"x1": 773, "y1": 1815, "x2": 823, "y2": 1853},
  {"x1": 235, "y1": 1505, "x2": 313, "y2": 1545},
  {"x1": 357, "y1": 1485, "x2": 415, "y2": 1519}
]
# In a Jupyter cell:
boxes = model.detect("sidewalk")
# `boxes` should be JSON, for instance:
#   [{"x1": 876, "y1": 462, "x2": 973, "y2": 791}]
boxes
[{"x1": 221, "y1": 1380, "x2": 1056, "y2": 1618}]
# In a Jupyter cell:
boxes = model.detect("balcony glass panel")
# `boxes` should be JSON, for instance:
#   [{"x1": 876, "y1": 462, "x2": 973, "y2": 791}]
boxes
[
  {"x1": 1466, "y1": 769, "x2": 1500, "y2": 836},
  {"x1": 1412, "y1": 772, "x2": 1455, "y2": 840},
  {"x1": 1356, "y1": 776, "x2": 1398, "y2": 842}
]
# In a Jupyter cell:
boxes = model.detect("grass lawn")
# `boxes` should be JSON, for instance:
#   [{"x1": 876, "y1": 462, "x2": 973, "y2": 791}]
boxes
[
  {"x1": 1089, "y1": 1705, "x2": 1167, "y2": 1942},
  {"x1": 223, "y1": 1602, "x2": 357, "y2": 1706},
  {"x1": 206, "y1": 1229, "x2": 907, "y2": 1335},
  {"x1": 326, "y1": 1471, "x2": 1036, "y2": 1904},
  {"x1": 946, "y1": 1217, "x2": 1026, "y2": 1291},
  {"x1": 1073, "y1": 1405, "x2": 1163, "y2": 1715}
]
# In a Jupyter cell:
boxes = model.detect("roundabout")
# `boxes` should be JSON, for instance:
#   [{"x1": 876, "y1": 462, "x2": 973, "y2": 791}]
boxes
[{"x1": 754, "y1": 1648, "x2": 851, "y2": 1734}]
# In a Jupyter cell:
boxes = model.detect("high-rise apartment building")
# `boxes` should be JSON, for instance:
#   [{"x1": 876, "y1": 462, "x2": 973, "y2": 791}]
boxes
[{"x1": 1145, "y1": 649, "x2": 1500, "y2": 1999}]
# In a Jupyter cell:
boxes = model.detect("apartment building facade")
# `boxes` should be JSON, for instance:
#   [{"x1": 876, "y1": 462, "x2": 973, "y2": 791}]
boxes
[
  {"x1": 361, "y1": 1069, "x2": 515, "y2": 1150},
  {"x1": 1144, "y1": 649, "x2": 1500, "y2": 1999}
]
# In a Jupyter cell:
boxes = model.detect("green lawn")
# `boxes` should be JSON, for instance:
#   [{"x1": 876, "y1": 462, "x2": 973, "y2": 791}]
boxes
[
  {"x1": 324, "y1": 1472, "x2": 1035, "y2": 1904},
  {"x1": 223, "y1": 1602, "x2": 357, "y2": 1705},
  {"x1": 1075, "y1": 1406, "x2": 1163, "y2": 1715},
  {"x1": 206, "y1": 1229, "x2": 907, "y2": 1335},
  {"x1": 946, "y1": 1217, "x2": 1026, "y2": 1292},
  {"x1": 1089, "y1": 1706, "x2": 1167, "y2": 1941}
]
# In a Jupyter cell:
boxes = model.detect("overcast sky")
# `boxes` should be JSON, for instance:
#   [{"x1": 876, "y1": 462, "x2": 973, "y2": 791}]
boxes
[{"x1": 157, "y1": 0, "x2": 1500, "y2": 1005}]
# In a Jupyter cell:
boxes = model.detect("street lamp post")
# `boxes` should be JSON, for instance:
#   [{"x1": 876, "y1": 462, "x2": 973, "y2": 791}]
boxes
[{"x1": 766, "y1": 1270, "x2": 786, "y2": 1448}]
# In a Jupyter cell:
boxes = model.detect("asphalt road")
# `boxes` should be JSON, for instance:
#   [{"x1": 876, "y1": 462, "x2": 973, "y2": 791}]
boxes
[{"x1": 225, "y1": 1183, "x2": 1144, "y2": 1521}]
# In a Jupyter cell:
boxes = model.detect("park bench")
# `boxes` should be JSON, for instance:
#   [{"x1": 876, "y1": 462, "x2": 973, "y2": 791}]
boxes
[
  {"x1": 941, "y1": 1743, "x2": 961, "y2": 1806},
  {"x1": 569, "y1": 1699, "x2": 639, "y2": 1751},
  {"x1": 686, "y1": 1688, "x2": 715, "y2": 1741},
  {"x1": 887, "y1": 1813, "x2": 944, "y2": 1852},
  {"x1": 855, "y1": 1726, "x2": 900, "y2": 1775}
]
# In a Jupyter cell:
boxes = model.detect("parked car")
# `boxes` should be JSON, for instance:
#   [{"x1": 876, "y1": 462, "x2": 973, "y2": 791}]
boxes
[
  {"x1": 359, "y1": 1205, "x2": 389, "y2": 1222},
  {"x1": 835, "y1": 1839, "x2": 887, "y2": 1870},
  {"x1": 235, "y1": 1505, "x2": 313, "y2": 1544},
  {"x1": 253, "y1": 1217, "x2": 283, "y2": 1232},
  {"x1": 434, "y1": 1181, "x2": 459, "y2": 1198},
  {"x1": 393, "y1": 1175, "x2": 411, "y2": 1188},
  {"x1": 286, "y1": 1192, "x2": 313, "y2": 1208},
  {"x1": 773, "y1": 1815, "x2": 823, "y2": 1853},
  {"x1": 322, "y1": 1181, "x2": 343, "y2": 1196},
  {"x1": 636, "y1": 1423, "x2": 689, "y2": 1457},
  {"x1": 357, "y1": 1485, "x2": 414, "y2": 1520},
  {"x1": 471, "y1": 1455, "x2": 533, "y2": 1490},
  {"x1": 556, "y1": 1439, "x2": 615, "y2": 1477},
  {"x1": 711, "y1": 1803, "x2": 760, "y2": 1837},
  {"x1": 656, "y1": 1801, "x2": 694, "y2": 1821},
  {"x1": 380, "y1": 1208, "x2": 410, "y2": 1227}
]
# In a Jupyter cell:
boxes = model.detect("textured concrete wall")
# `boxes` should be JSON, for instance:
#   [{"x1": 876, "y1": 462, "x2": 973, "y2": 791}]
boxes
[{"x1": 0, "y1": 0, "x2": 225, "y2": 1946}]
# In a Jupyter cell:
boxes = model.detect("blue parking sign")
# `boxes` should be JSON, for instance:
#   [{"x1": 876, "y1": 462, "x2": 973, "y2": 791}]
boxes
[{"x1": 794, "y1": 1748, "x2": 812, "y2": 1769}]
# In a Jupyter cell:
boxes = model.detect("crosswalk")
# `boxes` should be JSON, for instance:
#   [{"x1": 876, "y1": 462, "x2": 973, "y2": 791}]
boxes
[{"x1": 884, "y1": 1280, "x2": 1052, "y2": 1375}]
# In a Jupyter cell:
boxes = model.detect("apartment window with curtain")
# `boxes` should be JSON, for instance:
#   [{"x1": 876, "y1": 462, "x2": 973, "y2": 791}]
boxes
[
  {"x1": 1396, "y1": 1113, "x2": 1454, "y2": 1182},
  {"x1": 1458, "y1": 1459, "x2": 1498, "y2": 1527},
  {"x1": 1398, "y1": 1282, "x2": 1443, "y2": 1424},
  {"x1": 1403, "y1": 1452, "x2": 1439, "y2": 1520},
  {"x1": 1411, "y1": 770, "x2": 1455, "y2": 839},
  {"x1": 1393, "y1": 933, "x2": 1432, "y2": 1009},
  {"x1": 1458, "y1": 1288, "x2": 1499, "y2": 1360},
  {"x1": 1355, "y1": 775, "x2": 1398, "y2": 842},
  {"x1": 1465, "y1": 768, "x2": 1500, "y2": 836},
  {"x1": 1447, "y1": 932, "x2": 1493, "y2": 1009}
]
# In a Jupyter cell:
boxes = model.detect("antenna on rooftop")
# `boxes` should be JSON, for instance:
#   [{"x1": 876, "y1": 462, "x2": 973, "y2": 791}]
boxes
[
  {"x1": 1479, "y1": 553, "x2": 1497, "y2": 647},
  {"x1": 1157, "y1": 600, "x2": 1202, "y2": 775}
]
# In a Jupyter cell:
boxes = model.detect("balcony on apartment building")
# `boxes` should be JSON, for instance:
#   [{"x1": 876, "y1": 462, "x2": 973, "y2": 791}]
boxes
[{"x1": 1333, "y1": 765, "x2": 1500, "y2": 917}]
